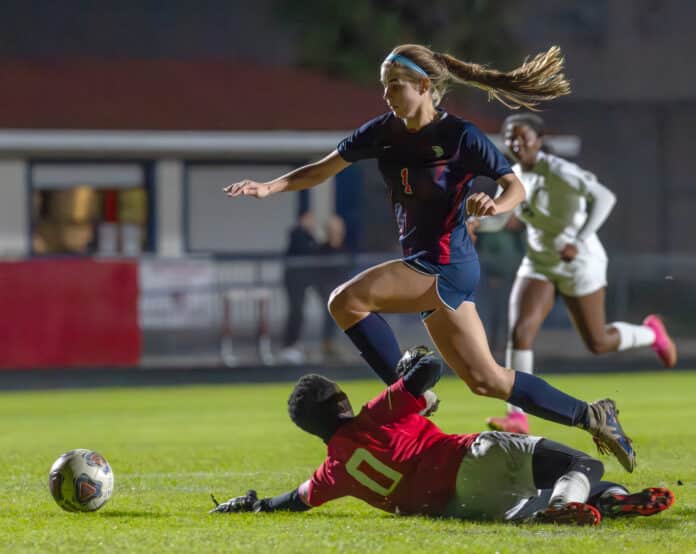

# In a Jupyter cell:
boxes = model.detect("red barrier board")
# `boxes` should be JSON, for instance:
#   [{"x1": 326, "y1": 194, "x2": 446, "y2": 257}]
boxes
[{"x1": 0, "y1": 259, "x2": 140, "y2": 368}]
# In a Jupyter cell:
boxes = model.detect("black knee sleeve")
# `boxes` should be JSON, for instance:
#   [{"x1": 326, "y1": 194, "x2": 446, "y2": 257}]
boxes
[
  {"x1": 587, "y1": 480, "x2": 628, "y2": 506},
  {"x1": 532, "y1": 438, "x2": 604, "y2": 490}
]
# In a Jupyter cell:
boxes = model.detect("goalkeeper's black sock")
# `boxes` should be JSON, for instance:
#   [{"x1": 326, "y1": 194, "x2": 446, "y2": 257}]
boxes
[
  {"x1": 345, "y1": 313, "x2": 401, "y2": 385},
  {"x1": 255, "y1": 489, "x2": 311, "y2": 512}
]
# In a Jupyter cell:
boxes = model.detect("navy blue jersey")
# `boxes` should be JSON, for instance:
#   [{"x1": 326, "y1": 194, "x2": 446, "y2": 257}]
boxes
[{"x1": 338, "y1": 111, "x2": 512, "y2": 264}]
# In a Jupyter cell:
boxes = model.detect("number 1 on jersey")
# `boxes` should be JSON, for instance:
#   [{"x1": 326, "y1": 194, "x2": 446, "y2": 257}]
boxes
[{"x1": 400, "y1": 168, "x2": 414, "y2": 195}]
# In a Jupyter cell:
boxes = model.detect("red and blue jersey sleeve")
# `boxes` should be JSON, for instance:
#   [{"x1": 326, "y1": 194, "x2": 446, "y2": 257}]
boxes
[
  {"x1": 362, "y1": 378, "x2": 425, "y2": 425},
  {"x1": 337, "y1": 113, "x2": 391, "y2": 162},
  {"x1": 460, "y1": 123, "x2": 513, "y2": 180}
]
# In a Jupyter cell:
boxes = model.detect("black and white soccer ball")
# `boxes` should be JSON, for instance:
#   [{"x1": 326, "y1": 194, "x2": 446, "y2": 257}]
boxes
[{"x1": 48, "y1": 449, "x2": 114, "y2": 512}]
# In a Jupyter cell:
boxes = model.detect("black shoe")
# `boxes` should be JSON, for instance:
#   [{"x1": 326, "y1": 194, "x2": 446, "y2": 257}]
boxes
[
  {"x1": 535, "y1": 502, "x2": 601, "y2": 526},
  {"x1": 597, "y1": 487, "x2": 675, "y2": 517}
]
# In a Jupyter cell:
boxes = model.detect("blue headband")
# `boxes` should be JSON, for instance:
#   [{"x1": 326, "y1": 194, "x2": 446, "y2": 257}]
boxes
[{"x1": 384, "y1": 53, "x2": 428, "y2": 77}]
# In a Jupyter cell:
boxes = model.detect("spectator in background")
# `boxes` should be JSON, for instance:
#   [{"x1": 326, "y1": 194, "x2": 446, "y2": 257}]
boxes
[
  {"x1": 279, "y1": 210, "x2": 319, "y2": 364},
  {"x1": 316, "y1": 215, "x2": 351, "y2": 361}
]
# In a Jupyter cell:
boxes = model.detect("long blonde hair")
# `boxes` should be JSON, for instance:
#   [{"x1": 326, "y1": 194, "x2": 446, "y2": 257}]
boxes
[{"x1": 384, "y1": 44, "x2": 570, "y2": 110}]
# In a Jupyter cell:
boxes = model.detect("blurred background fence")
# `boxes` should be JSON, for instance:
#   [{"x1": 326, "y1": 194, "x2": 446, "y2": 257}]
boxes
[
  {"x1": 3, "y1": 252, "x2": 694, "y2": 372},
  {"x1": 142, "y1": 253, "x2": 696, "y2": 371}
]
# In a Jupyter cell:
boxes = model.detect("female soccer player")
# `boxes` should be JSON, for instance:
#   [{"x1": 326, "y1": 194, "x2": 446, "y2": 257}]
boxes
[
  {"x1": 224, "y1": 44, "x2": 636, "y2": 471},
  {"x1": 472, "y1": 113, "x2": 677, "y2": 435}
]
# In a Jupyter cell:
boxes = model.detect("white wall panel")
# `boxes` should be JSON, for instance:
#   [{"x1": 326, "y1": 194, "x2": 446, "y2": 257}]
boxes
[
  {"x1": 187, "y1": 164, "x2": 296, "y2": 253},
  {"x1": 0, "y1": 160, "x2": 27, "y2": 256}
]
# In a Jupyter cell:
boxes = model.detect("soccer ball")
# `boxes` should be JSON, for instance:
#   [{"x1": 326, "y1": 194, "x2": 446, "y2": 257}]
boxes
[{"x1": 48, "y1": 449, "x2": 114, "y2": 512}]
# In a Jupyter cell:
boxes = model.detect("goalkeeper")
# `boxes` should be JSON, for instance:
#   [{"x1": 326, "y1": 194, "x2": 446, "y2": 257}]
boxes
[{"x1": 211, "y1": 348, "x2": 674, "y2": 525}]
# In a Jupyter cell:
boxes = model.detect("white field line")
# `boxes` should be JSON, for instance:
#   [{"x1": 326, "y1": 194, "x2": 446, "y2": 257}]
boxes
[{"x1": 1, "y1": 470, "x2": 308, "y2": 492}]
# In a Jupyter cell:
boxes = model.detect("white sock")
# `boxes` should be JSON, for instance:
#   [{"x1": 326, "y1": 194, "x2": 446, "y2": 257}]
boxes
[
  {"x1": 611, "y1": 322, "x2": 656, "y2": 351},
  {"x1": 600, "y1": 485, "x2": 629, "y2": 499},
  {"x1": 548, "y1": 471, "x2": 591, "y2": 508},
  {"x1": 506, "y1": 345, "x2": 533, "y2": 414}
]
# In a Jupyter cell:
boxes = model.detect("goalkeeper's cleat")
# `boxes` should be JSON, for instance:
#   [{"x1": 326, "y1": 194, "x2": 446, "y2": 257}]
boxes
[
  {"x1": 597, "y1": 487, "x2": 675, "y2": 518},
  {"x1": 586, "y1": 399, "x2": 636, "y2": 473},
  {"x1": 536, "y1": 502, "x2": 601, "y2": 526},
  {"x1": 643, "y1": 314, "x2": 677, "y2": 368},
  {"x1": 396, "y1": 345, "x2": 434, "y2": 377},
  {"x1": 419, "y1": 390, "x2": 440, "y2": 417},
  {"x1": 486, "y1": 411, "x2": 529, "y2": 434}
]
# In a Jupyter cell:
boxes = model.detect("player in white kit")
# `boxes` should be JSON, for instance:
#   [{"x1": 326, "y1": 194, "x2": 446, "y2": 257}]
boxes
[{"x1": 470, "y1": 113, "x2": 677, "y2": 434}]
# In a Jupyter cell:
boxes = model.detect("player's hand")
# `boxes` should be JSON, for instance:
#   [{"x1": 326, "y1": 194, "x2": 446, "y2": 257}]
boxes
[
  {"x1": 209, "y1": 490, "x2": 259, "y2": 513},
  {"x1": 466, "y1": 192, "x2": 497, "y2": 217},
  {"x1": 396, "y1": 345, "x2": 435, "y2": 378},
  {"x1": 559, "y1": 243, "x2": 578, "y2": 262},
  {"x1": 223, "y1": 180, "x2": 272, "y2": 198}
]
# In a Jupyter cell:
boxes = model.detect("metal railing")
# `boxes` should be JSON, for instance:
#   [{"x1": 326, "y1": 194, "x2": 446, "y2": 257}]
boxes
[{"x1": 138, "y1": 253, "x2": 696, "y2": 369}]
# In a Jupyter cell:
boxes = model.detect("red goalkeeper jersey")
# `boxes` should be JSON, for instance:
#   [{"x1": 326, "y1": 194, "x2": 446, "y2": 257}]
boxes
[{"x1": 300, "y1": 379, "x2": 478, "y2": 516}]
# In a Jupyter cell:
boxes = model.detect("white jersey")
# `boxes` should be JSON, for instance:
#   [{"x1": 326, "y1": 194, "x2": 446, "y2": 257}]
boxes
[{"x1": 479, "y1": 151, "x2": 616, "y2": 266}]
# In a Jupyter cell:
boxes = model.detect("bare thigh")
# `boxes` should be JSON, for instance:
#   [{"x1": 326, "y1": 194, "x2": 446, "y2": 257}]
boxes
[
  {"x1": 508, "y1": 277, "x2": 556, "y2": 349},
  {"x1": 328, "y1": 260, "x2": 440, "y2": 329},
  {"x1": 562, "y1": 288, "x2": 619, "y2": 354},
  {"x1": 424, "y1": 302, "x2": 515, "y2": 399}
]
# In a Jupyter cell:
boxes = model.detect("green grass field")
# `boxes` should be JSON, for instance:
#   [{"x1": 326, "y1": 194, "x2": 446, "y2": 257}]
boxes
[{"x1": 1, "y1": 372, "x2": 694, "y2": 553}]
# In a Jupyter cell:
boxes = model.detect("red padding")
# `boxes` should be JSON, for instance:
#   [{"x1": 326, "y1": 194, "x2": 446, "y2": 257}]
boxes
[{"x1": 0, "y1": 259, "x2": 140, "y2": 368}]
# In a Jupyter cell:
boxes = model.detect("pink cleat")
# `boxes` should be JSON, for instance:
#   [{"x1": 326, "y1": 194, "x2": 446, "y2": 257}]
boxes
[
  {"x1": 486, "y1": 411, "x2": 530, "y2": 434},
  {"x1": 643, "y1": 314, "x2": 677, "y2": 368}
]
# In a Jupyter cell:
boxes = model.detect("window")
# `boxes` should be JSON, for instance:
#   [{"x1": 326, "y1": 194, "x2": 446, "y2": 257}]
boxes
[{"x1": 30, "y1": 163, "x2": 153, "y2": 256}]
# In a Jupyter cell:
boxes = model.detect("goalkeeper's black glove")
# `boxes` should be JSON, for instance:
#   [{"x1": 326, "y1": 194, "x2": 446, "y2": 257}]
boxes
[
  {"x1": 396, "y1": 345, "x2": 434, "y2": 378},
  {"x1": 209, "y1": 490, "x2": 260, "y2": 514}
]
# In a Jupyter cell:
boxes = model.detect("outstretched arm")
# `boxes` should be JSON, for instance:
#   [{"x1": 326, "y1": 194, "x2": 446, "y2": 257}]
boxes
[{"x1": 223, "y1": 150, "x2": 350, "y2": 198}]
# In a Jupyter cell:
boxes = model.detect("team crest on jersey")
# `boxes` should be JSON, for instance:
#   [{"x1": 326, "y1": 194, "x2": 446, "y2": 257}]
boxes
[{"x1": 432, "y1": 145, "x2": 444, "y2": 158}]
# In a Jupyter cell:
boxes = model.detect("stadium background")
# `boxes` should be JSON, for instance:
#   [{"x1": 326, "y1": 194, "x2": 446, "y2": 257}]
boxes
[{"x1": 0, "y1": 0, "x2": 694, "y2": 386}]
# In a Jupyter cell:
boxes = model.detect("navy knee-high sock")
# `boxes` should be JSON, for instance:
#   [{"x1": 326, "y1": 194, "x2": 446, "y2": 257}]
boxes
[
  {"x1": 508, "y1": 372, "x2": 589, "y2": 428},
  {"x1": 344, "y1": 313, "x2": 401, "y2": 384}
]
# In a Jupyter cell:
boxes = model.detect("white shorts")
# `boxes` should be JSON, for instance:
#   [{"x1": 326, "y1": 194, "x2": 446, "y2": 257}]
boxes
[
  {"x1": 517, "y1": 253, "x2": 607, "y2": 297},
  {"x1": 443, "y1": 432, "x2": 542, "y2": 521}
]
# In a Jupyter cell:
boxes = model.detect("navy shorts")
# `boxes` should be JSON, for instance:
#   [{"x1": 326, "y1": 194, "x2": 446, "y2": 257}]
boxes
[{"x1": 402, "y1": 252, "x2": 480, "y2": 320}]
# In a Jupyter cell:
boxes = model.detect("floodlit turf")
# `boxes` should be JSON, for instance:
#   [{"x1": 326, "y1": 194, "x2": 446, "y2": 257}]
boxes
[{"x1": 1, "y1": 372, "x2": 694, "y2": 553}]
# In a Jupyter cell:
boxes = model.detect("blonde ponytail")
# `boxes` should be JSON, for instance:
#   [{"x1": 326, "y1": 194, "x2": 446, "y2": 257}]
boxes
[{"x1": 385, "y1": 44, "x2": 570, "y2": 110}]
